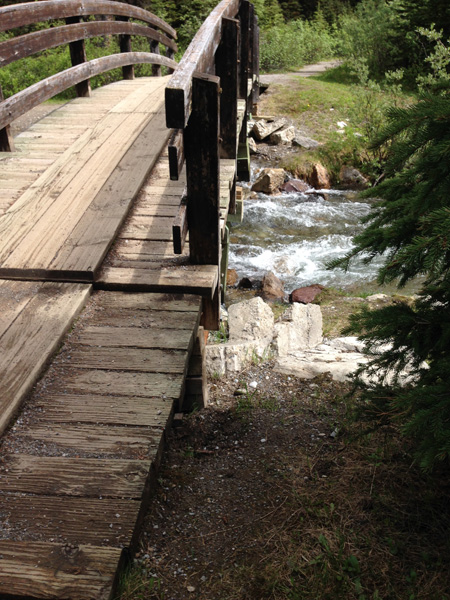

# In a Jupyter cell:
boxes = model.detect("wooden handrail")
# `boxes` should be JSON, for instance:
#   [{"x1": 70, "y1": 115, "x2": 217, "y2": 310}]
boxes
[
  {"x1": 165, "y1": 0, "x2": 240, "y2": 130},
  {"x1": 0, "y1": 21, "x2": 177, "y2": 69},
  {"x1": 0, "y1": 0, "x2": 176, "y2": 40},
  {"x1": 0, "y1": 53, "x2": 177, "y2": 131}
]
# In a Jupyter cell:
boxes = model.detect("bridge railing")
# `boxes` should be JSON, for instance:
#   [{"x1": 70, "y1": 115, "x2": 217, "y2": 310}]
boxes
[
  {"x1": 165, "y1": 0, "x2": 259, "y2": 310},
  {"x1": 0, "y1": 0, "x2": 178, "y2": 151}
]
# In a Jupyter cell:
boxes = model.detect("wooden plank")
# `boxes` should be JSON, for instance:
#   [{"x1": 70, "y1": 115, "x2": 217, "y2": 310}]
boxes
[
  {"x1": 0, "y1": 495, "x2": 141, "y2": 546},
  {"x1": 66, "y1": 347, "x2": 188, "y2": 372},
  {"x1": 184, "y1": 75, "x2": 220, "y2": 265},
  {"x1": 0, "y1": 541, "x2": 123, "y2": 600},
  {"x1": 0, "y1": 282, "x2": 91, "y2": 437},
  {"x1": 80, "y1": 309, "x2": 200, "y2": 330},
  {"x1": 74, "y1": 326, "x2": 194, "y2": 350},
  {"x1": 36, "y1": 394, "x2": 173, "y2": 426},
  {"x1": 119, "y1": 215, "x2": 175, "y2": 241},
  {"x1": 55, "y1": 369, "x2": 184, "y2": 399},
  {"x1": 96, "y1": 265, "x2": 218, "y2": 297},
  {"x1": 49, "y1": 105, "x2": 171, "y2": 277},
  {"x1": 22, "y1": 423, "x2": 166, "y2": 458},
  {"x1": 0, "y1": 455, "x2": 151, "y2": 498},
  {"x1": 97, "y1": 291, "x2": 202, "y2": 312},
  {"x1": 109, "y1": 239, "x2": 185, "y2": 259}
]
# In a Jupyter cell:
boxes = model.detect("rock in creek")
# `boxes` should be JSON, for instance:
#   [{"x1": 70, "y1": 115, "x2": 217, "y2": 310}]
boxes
[
  {"x1": 339, "y1": 166, "x2": 369, "y2": 189},
  {"x1": 261, "y1": 272, "x2": 285, "y2": 301},
  {"x1": 251, "y1": 168, "x2": 286, "y2": 194},
  {"x1": 282, "y1": 179, "x2": 310, "y2": 193}
]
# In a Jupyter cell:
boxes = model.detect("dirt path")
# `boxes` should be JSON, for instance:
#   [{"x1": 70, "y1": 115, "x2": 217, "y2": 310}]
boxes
[{"x1": 260, "y1": 60, "x2": 342, "y2": 85}]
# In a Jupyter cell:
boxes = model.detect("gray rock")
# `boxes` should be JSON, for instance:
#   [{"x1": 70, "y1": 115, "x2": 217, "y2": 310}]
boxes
[
  {"x1": 270, "y1": 126, "x2": 295, "y2": 145},
  {"x1": 293, "y1": 134, "x2": 320, "y2": 149},
  {"x1": 275, "y1": 349, "x2": 368, "y2": 382},
  {"x1": 252, "y1": 118, "x2": 287, "y2": 141},
  {"x1": 251, "y1": 168, "x2": 285, "y2": 194},
  {"x1": 339, "y1": 166, "x2": 369, "y2": 189},
  {"x1": 273, "y1": 303, "x2": 323, "y2": 356},
  {"x1": 248, "y1": 137, "x2": 258, "y2": 154}
]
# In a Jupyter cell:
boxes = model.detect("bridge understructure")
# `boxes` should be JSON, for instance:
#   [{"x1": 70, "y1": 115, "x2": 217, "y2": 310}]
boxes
[{"x1": 0, "y1": 1, "x2": 259, "y2": 598}]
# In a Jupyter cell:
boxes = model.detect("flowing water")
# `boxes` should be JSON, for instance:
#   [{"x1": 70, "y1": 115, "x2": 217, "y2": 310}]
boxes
[{"x1": 229, "y1": 181, "x2": 384, "y2": 292}]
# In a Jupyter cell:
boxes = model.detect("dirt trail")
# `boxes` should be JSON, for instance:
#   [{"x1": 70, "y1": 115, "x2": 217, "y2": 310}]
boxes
[{"x1": 260, "y1": 60, "x2": 341, "y2": 86}]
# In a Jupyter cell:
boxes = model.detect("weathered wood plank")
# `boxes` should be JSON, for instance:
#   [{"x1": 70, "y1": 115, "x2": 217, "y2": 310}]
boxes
[
  {"x1": 74, "y1": 326, "x2": 193, "y2": 349},
  {"x1": 120, "y1": 215, "x2": 174, "y2": 241},
  {"x1": 54, "y1": 369, "x2": 183, "y2": 399},
  {"x1": 0, "y1": 541, "x2": 123, "y2": 600},
  {"x1": 96, "y1": 265, "x2": 218, "y2": 296},
  {"x1": 36, "y1": 394, "x2": 172, "y2": 426},
  {"x1": 216, "y1": 17, "x2": 239, "y2": 159},
  {"x1": 0, "y1": 495, "x2": 141, "y2": 547},
  {"x1": 66, "y1": 347, "x2": 188, "y2": 372},
  {"x1": 97, "y1": 291, "x2": 202, "y2": 312},
  {"x1": 168, "y1": 129, "x2": 184, "y2": 180},
  {"x1": 80, "y1": 309, "x2": 200, "y2": 330},
  {"x1": 0, "y1": 455, "x2": 151, "y2": 498},
  {"x1": 0, "y1": 282, "x2": 91, "y2": 437},
  {"x1": 21, "y1": 423, "x2": 166, "y2": 458},
  {"x1": 173, "y1": 192, "x2": 188, "y2": 254}
]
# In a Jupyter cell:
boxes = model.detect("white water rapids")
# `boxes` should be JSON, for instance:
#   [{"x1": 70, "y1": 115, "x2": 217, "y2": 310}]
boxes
[{"x1": 229, "y1": 184, "x2": 383, "y2": 292}]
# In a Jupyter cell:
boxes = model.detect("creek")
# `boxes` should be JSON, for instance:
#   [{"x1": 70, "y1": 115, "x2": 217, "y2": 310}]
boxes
[{"x1": 229, "y1": 168, "x2": 382, "y2": 292}]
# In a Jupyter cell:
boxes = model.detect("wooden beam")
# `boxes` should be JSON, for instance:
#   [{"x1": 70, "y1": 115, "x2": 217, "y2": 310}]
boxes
[
  {"x1": 165, "y1": 0, "x2": 240, "y2": 129},
  {"x1": 0, "y1": 22, "x2": 177, "y2": 68},
  {"x1": 239, "y1": 0, "x2": 251, "y2": 99},
  {"x1": 117, "y1": 16, "x2": 134, "y2": 80},
  {"x1": 0, "y1": 86, "x2": 14, "y2": 152},
  {"x1": 184, "y1": 74, "x2": 220, "y2": 265},
  {"x1": 0, "y1": 0, "x2": 177, "y2": 40},
  {"x1": 168, "y1": 129, "x2": 184, "y2": 180},
  {"x1": 173, "y1": 190, "x2": 188, "y2": 255},
  {"x1": 150, "y1": 37, "x2": 162, "y2": 76},
  {"x1": 216, "y1": 17, "x2": 239, "y2": 160},
  {"x1": 65, "y1": 16, "x2": 91, "y2": 97},
  {"x1": 0, "y1": 52, "x2": 177, "y2": 131}
]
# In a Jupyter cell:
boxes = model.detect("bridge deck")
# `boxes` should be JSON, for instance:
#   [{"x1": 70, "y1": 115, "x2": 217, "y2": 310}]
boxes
[{"x1": 0, "y1": 77, "x2": 216, "y2": 599}]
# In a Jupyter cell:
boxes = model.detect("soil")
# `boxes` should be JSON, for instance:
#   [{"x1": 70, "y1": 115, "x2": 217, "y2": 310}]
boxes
[{"x1": 119, "y1": 362, "x2": 450, "y2": 600}]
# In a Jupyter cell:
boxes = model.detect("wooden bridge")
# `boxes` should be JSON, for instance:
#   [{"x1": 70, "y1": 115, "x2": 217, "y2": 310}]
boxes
[{"x1": 0, "y1": 1, "x2": 259, "y2": 597}]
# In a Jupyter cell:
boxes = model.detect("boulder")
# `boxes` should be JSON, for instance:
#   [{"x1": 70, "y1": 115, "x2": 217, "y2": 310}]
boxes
[
  {"x1": 227, "y1": 269, "x2": 238, "y2": 287},
  {"x1": 251, "y1": 168, "x2": 285, "y2": 194},
  {"x1": 261, "y1": 271, "x2": 284, "y2": 301},
  {"x1": 270, "y1": 126, "x2": 295, "y2": 145},
  {"x1": 339, "y1": 166, "x2": 369, "y2": 189},
  {"x1": 273, "y1": 303, "x2": 323, "y2": 357},
  {"x1": 238, "y1": 277, "x2": 254, "y2": 289},
  {"x1": 252, "y1": 118, "x2": 287, "y2": 141},
  {"x1": 292, "y1": 134, "x2": 320, "y2": 149},
  {"x1": 282, "y1": 179, "x2": 310, "y2": 194},
  {"x1": 248, "y1": 137, "x2": 258, "y2": 154},
  {"x1": 309, "y1": 163, "x2": 330, "y2": 189},
  {"x1": 289, "y1": 284, "x2": 325, "y2": 304},
  {"x1": 275, "y1": 348, "x2": 367, "y2": 382},
  {"x1": 228, "y1": 296, "x2": 275, "y2": 343}
]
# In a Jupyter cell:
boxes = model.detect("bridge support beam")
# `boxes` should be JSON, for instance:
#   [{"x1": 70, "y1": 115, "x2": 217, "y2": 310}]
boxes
[
  {"x1": 65, "y1": 16, "x2": 91, "y2": 98},
  {"x1": 216, "y1": 17, "x2": 239, "y2": 161}
]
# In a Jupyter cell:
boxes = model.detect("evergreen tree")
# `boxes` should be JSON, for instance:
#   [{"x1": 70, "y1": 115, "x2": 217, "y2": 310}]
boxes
[{"x1": 331, "y1": 81, "x2": 450, "y2": 470}]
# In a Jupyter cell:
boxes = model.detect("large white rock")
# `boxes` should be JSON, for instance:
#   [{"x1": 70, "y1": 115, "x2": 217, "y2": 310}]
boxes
[
  {"x1": 228, "y1": 296, "x2": 275, "y2": 342},
  {"x1": 273, "y1": 303, "x2": 323, "y2": 356},
  {"x1": 270, "y1": 126, "x2": 295, "y2": 145},
  {"x1": 252, "y1": 118, "x2": 287, "y2": 141},
  {"x1": 206, "y1": 339, "x2": 272, "y2": 377},
  {"x1": 275, "y1": 348, "x2": 368, "y2": 382}
]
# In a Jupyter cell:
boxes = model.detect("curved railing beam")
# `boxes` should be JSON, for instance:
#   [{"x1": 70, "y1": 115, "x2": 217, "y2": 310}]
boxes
[
  {"x1": 0, "y1": 52, "x2": 177, "y2": 130},
  {"x1": 0, "y1": 0, "x2": 176, "y2": 40},
  {"x1": 0, "y1": 21, "x2": 178, "y2": 69},
  {"x1": 165, "y1": 0, "x2": 240, "y2": 129}
]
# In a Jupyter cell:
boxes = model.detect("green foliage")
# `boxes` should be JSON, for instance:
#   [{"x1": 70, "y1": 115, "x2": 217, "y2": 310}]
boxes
[
  {"x1": 260, "y1": 16, "x2": 337, "y2": 71},
  {"x1": 330, "y1": 80, "x2": 450, "y2": 470}
]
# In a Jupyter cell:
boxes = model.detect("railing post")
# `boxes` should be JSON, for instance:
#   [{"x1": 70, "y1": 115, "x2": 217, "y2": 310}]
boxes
[
  {"x1": 150, "y1": 38, "x2": 162, "y2": 76},
  {"x1": 184, "y1": 75, "x2": 220, "y2": 266},
  {"x1": 252, "y1": 14, "x2": 260, "y2": 112},
  {"x1": 0, "y1": 86, "x2": 14, "y2": 152},
  {"x1": 166, "y1": 46, "x2": 175, "y2": 75},
  {"x1": 65, "y1": 16, "x2": 91, "y2": 97},
  {"x1": 215, "y1": 17, "x2": 239, "y2": 160},
  {"x1": 117, "y1": 16, "x2": 134, "y2": 80},
  {"x1": 238, "y1": 0, "x2": 251, "y2": 100}
]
